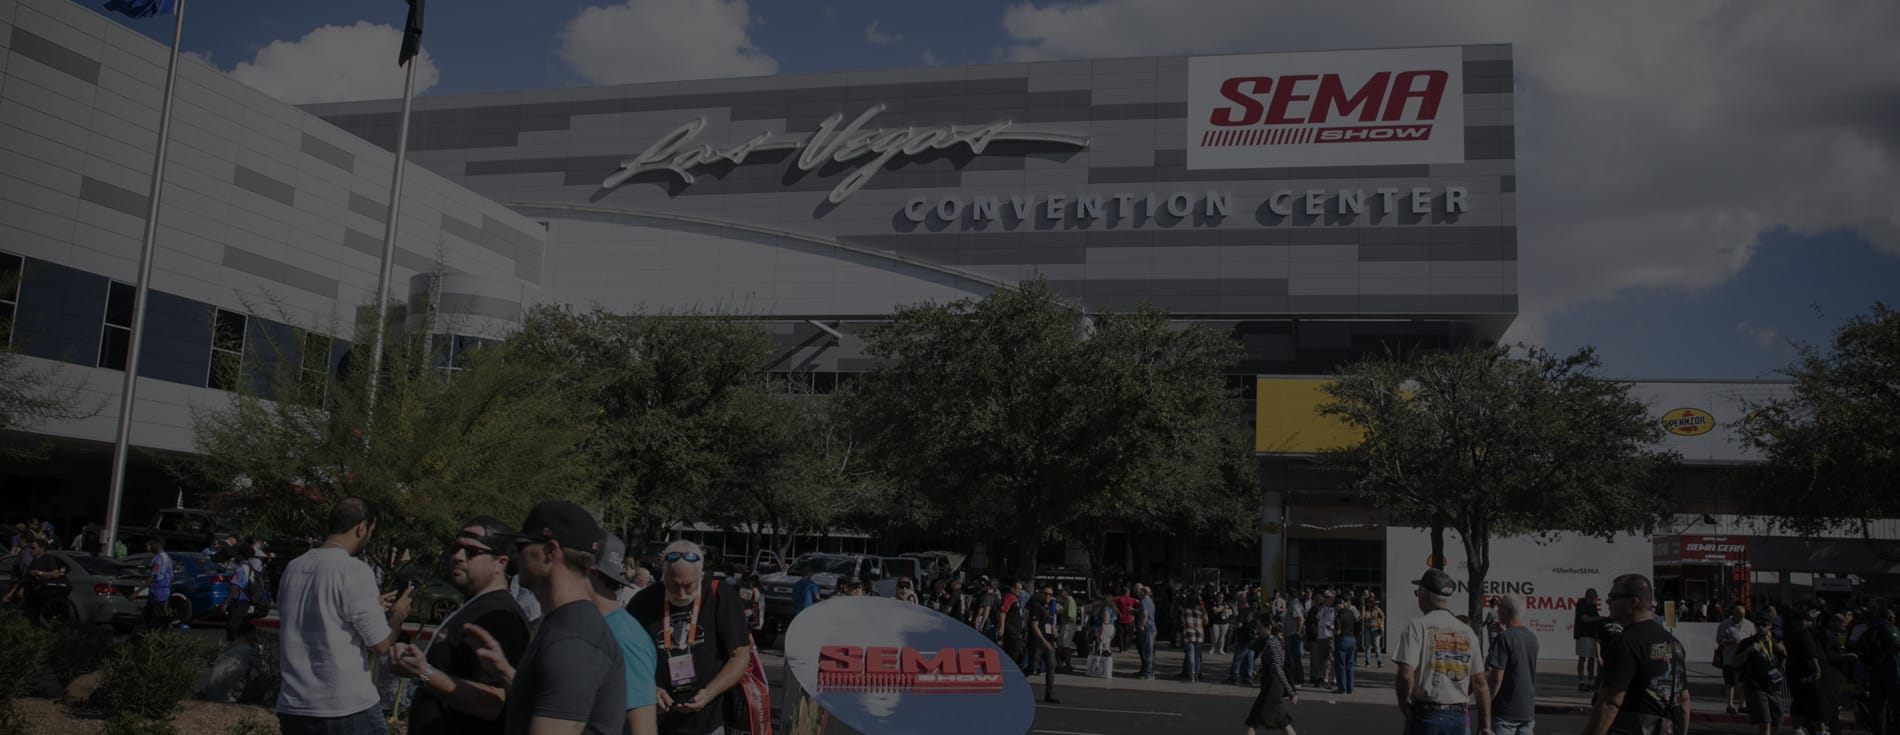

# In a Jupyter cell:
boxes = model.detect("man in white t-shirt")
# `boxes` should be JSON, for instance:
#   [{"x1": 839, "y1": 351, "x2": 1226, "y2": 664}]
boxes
[
  {"x1": 1394, "y1": 568, "x2": 1492, "y2": 735},
  {"x1": 1716, "y1": 604, "x2": 1757, "y2": 715},
  {"x1": 276, "y1": 498, "x2": 412, "y2": 734}
]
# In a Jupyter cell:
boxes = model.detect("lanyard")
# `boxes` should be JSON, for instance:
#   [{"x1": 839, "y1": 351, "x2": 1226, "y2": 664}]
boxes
[{"x1": 662, "y1": 590, "x2": 704, "y2": 650}]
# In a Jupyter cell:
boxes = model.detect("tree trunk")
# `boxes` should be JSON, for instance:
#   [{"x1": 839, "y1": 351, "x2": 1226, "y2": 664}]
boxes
[
  {"x1": 1015, "y1": 521, "x2": 1041, "y2": 585},
  {"x1": 1461, "y1": 531, "x2": 1490, "y2": 637},
  {"x1": 1430, "y1": 515, "x2": 1448, "y2": 570}
]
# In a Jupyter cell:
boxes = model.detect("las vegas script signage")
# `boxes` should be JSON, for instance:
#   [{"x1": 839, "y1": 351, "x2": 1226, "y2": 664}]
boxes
[{"x1": 600, "y1": 103, "x2": 1092, "y2": 205}]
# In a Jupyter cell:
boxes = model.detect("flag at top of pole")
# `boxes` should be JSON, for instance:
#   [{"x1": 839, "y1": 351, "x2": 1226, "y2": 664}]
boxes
[
  {"x1": 399, "y1": 0, "x2": 426, "y2": 65},
  {"x1": 103, "y1": 0, "x2": 175, "y2": 18}
]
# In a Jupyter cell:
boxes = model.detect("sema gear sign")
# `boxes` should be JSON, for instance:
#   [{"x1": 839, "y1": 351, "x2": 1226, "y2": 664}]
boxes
[
  {"x1": 1187, "y1": 46, "x2": 1467, "y2": 169},
  {"x1": 1384, "y1": 526, "x2": 1653, "y2": 662}
]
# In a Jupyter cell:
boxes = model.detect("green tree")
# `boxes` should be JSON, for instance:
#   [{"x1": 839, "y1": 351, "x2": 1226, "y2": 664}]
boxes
[
  {"x1": 838, "y1": 281, "x2": 1256, "y2": 582},
  {"x1": 505, "y1": 306, "x2": 794, "y2": 551},
  {"x1": 1318, "y1": 345, "x2": 1676, "y2": 623},
  {"x1": 188, "y1": 309, "x2": 602, "y2": 560},
  {"x1": 1741, "y1": 302, "x2": 1900, "y2": 538}
]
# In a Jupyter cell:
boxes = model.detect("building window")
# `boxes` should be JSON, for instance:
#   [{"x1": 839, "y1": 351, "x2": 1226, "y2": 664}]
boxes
[
  {"x1": 207, "y1": 309, "x2": 247, "y2": 390},
  {"x1": 0, "y1": 252, "x2": 21, "y2": 349},
  {"x1": 98, "y1": 281, "x2": 135, "y2": 370},
  {"x1": 300, "y1": 329, "x2": 332, "y2": 395},
  {"x1": 436, "y1": 334, "x2": 484, "y2": 377}
]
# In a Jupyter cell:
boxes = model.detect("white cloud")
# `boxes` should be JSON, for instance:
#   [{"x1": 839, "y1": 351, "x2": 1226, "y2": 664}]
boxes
[
  {"x1": 865, "y1": 20, "x2": 901, "y2": 45},
  {"x1": 227, "y1": 22, "x2": 438, "y2": 105},
  {"x1": 560, "y1": 0, "x2": 777, "y2": 84},
  {"x1": 921, "y1": 50, "x2": 943, "y2": 67},
  {"x1": 1737, "y1": 322, "x2": 1780, "y2": 349},
  {"x1": 1001, "y1": 1, "x2": 1900, "y2": 344}
]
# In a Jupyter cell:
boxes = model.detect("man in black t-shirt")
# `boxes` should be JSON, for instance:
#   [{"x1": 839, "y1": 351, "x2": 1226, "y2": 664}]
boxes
[
  {"x1": 1026, "y1": 587, "x2": 1060, "y2": 704},
  {"x1": 1585, "y1": 574, "x2": 1689, "y2": 735},
  {"x1": 389, "y1": 517, "x2": 531, "y2": 735},
  {"x1": 627, "y1": 540, "x2": 752, "y2": 735}
]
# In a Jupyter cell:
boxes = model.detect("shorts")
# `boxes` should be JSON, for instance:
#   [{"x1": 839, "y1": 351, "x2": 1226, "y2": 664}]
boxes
[
  {"x1": 1722, "y1": 665, "x2": 1739, "y2": 686},
  {"x1": 1574, "y1": 637, "x2": 1597, "y2": 659},
  {"x1": 1744, "y1": 687, "x2": 1783, "y2": 725},
  {"x1": 1060, "y1": 624, "x2": 1079, "y2": 650}
]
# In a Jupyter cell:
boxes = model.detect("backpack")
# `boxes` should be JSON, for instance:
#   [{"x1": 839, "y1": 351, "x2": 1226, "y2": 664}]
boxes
[
  {"x1": 238, "y1": 561, "x2": 272, "y2": 607},
  {"x1": 1304, "y1": 604, "x2": 1320, "y2": 642}
]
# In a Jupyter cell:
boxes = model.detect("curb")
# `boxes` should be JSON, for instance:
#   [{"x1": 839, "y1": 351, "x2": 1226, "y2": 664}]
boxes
[{"x1": 1533, "y1": 703, "x2": 1866, "y2": 731}]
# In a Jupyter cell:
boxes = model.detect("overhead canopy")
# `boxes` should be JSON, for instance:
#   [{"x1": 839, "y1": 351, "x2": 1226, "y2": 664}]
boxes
[{"x1": 1748, "y1": 537, "x2": 1900, "y2": 575}]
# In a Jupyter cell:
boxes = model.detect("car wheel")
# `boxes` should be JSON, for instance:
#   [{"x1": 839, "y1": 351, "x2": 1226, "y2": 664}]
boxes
[
  {"x1": 431, "y1": 599, "x2": 454, "y2": 624},
  {"x1": 168, "y1": 594, "x2": 194, "y2": 625},
  {"x1": 38, "y1": 598, "x2": 78, "y2": 628}
]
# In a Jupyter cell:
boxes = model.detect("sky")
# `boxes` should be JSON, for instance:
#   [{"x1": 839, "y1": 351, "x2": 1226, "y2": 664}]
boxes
[{"x1": 93, "y1": 0, "x2": 1900, "y2": 380}]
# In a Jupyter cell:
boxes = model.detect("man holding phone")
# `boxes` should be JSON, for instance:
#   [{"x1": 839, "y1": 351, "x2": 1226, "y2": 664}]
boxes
[
  {"x1": 276, "y1": 498, "x2": 413, "y2": 735},
  {"x1": 626, "y1": 540, "x2": 752, "y2": 735}
]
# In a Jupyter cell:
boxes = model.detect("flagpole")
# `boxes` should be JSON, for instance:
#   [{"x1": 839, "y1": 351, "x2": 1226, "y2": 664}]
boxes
[
  {"x1": 103, "y1": 0, "x2": 186, "y2": 557},
  {"x1": 363, "y1": 46, "x2": 420, "y2": 421}
]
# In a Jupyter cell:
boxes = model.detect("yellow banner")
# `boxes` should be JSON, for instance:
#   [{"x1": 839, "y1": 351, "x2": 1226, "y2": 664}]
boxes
[{"x1": 1254, "y1": 377, "x2": 1365, "y2": 454}]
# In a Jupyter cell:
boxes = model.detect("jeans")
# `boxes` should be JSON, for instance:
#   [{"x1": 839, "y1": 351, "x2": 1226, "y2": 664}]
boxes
[
  {"x1": 1181, "y1": 641, "x2": 1203, "y2": 678},
  {"x1": 1138, "y1": 628, "x2": 1157, "y2": 676},
  {"x1": 1285, "y1": 635, "x2": 1305, "y2": 685},
  {"x1": 1029, "y1": 644, "x2": 1056, "y2": 693},
  {"x1": 1334, "y1": 635, "x2": 1358, "y2": 693},
  {"x1": 1229, "y1": 645, "x2": 1257, "y2": 684},
  {"x1": 278, "y1": 706, "x2": 388, "y2": 735},
  {"x1": 1210, "y1": 623, "x2": 1230, "y2": 654},
  {"x1": 1490, "y1": 718, "x2": 1533, "y2": 735},
  {"x1": 1403, "y1": 707, "x2": 1469, "y2": 735},
  {"x1": 1364, "y1": 626, "x2": 1385, "y2": 665}
]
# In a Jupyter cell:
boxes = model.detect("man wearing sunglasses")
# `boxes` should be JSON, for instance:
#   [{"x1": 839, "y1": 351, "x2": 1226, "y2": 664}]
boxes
[
  {"x1": 1584, "y1": 574, "x2": 1690, "y2": 735},
  {"x1": 388, "y1": 517, "x2": 531, "y2": 735},
  {"x1": 627, "y1": 540, "x2": 753, "y2": 735}
]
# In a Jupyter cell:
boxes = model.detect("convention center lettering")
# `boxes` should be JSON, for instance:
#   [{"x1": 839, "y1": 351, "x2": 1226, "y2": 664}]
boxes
[
  {"x1": 600, "y1": 102, "x2": 1471, "y2": 224},
  {"x1": 600, "y1": 103, "x2": 1093, "y2": 204}
]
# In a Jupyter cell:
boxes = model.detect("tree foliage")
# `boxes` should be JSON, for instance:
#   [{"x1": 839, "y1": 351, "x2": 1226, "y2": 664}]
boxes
[
  {"x1": 1741, "y1": 302, "x2": 1900, "y2": 537},
  {"x1": 506, "y1": 306, "x2": 853, "y2": 554},
  {"x1": 188, "y1": 311, "x2": 601, "y2": 558},
  {"x1": 1318, "y1": 345, "x2": 1676, "y2": 622},
  {"x1": 837, "y1": 281, "x2": 1257, "y2": 581},
  {"x1": 0, "y1": 280, "x2": 101, "y2": 459}
]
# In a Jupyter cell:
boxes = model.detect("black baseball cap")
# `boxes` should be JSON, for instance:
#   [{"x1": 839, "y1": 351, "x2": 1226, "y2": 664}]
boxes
[
  {"x1": 459, "y1": 516, "x2": 519, "y2": 558},
  {"x1": 1413, "y1": 568, "x2": 1456, "y2": 597},
  {"x1": 501, "y1": 501, "x2": 603, "y2": 555}
]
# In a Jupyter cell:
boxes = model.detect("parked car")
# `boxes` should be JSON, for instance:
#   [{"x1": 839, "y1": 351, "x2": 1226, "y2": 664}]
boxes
[
  {"x1": 122, "y1": 551, "x2": 233, "y2": 624},
  {"x1": 759, "y1": 552, "x2": 921, "y2": 625},
  {"x1": 2, "y1": 551, "x2": 142, "y2": 631}
]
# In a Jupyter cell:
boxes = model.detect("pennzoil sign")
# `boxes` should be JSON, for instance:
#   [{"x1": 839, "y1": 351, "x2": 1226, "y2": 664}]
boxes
[{"x1": 1661, "y1": 408, "x2": 1716, "y2": 437}]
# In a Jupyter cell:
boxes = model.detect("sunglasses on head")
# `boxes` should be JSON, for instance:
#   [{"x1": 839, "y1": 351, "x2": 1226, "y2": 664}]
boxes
[{"x1": 664, "y1": 551, "x2": 701, "y2": 563}]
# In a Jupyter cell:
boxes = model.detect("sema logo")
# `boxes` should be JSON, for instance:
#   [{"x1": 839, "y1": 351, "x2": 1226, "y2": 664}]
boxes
[
  {"x1": 1661, "y1": 408, "x2": 1715, "y2": 437},
  {"x1": 1187, "y1": 47, "x2": 1469, "y2": 170},
  {"x1": 816, "y1": 645, "x2": 1005, "y2": 695}
]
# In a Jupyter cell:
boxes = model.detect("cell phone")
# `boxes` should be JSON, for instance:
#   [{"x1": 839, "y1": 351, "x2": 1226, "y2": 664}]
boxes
[{"x1": 395, "y1": 579, "x2": 415, "y2": 597}]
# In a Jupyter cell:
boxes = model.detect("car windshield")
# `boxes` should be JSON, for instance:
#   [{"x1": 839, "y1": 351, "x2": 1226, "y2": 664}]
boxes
[
  {"x1": 73, "y1": 555, "x2": 129, "y2": 577},
  {"x1": 788, "y1": 557, "x2": 857, "y2": 576}
]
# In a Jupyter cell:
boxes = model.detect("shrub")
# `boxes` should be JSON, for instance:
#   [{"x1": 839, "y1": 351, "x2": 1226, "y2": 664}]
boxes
[
  {"x1": 45, "y1": 621, "x2": 114, "y2": 685},
  {"x1": 104, "y1": 714, "x2": 177, "y2": 735},
  {"x1": 0, "y1": 610, "x2": 51, "y2": 700},
  {"x1": 0, "y1": 700, "x2": 28, "y2": 735},
  {"x1": 97, "y1": 631, "x2": 216, "y2": 722},
  {"x1": 224, "y1": 717, "x2": 276, "y2": 735},
  {"x1": 239, "y1": 637, "x2": 282, "y2": 707}
]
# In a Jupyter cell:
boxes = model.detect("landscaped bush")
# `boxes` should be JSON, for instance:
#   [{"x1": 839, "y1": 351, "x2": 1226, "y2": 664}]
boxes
[
  {"x1": 224, "y1": 717, "x2": 276, "y2": 735},
  {"x1": 240, "y1": 636, "x2": 281, "y2": 706},
  {"x1": 0, "y1": 610, "x2": 51, "y2": 699},
  {"x1": 104, "y1": 713, "x2": 177, "y2": 735},
  {"x1": 0, "y1": 610, "x2": 50, "y2": 732},
  {"x1": 96, "y1": 631, "x2": 216, "y2": 724},
  {"x1": 45, "y1": 621, "x2": 114, "y2": 685}
]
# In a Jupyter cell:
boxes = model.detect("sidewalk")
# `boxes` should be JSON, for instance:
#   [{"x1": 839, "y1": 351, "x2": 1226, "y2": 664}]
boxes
[{"x1": 1033, "y1": 641, "x2": 1860, "y2": 730}]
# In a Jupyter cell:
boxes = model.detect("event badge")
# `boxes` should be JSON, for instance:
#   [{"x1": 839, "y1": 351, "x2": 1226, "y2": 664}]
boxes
[{"x1": 668, "y1": 651, "x2": 696, "y2": 687}]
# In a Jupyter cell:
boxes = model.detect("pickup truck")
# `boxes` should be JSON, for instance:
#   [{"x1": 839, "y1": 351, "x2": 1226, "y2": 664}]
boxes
[
  {"x1": 120, "y1": 509, "x2": 246, "y2": 553},
  {"x1": 759, "y1": 552, "x2": 920, "y2": 627}
]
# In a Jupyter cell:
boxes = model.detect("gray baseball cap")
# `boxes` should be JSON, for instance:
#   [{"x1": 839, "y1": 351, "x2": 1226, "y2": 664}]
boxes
[{"x1": 594, "y1": 531, "x2": 630, "y2": 587}]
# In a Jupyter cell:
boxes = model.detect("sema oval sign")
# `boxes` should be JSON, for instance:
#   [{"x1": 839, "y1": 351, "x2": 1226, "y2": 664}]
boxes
[{"x1": 1661, "y1": 407, "x2": 1716, "y2": 437}]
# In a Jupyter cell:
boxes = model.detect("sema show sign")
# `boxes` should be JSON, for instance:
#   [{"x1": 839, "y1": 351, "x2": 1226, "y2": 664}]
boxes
[
  {"x1": 1188, "y1": 46, "x2": 1467, "y2": 169},
  {"x1": 785, "y1": 596, "x2": 1034, "y2": 734},
  {"x1": 1385, "y1": 526, "x2": 1652, "y2": 661}
]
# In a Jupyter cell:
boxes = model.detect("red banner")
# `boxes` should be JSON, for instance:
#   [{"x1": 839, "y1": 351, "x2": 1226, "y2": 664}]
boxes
[{"x1": 1680, "y1": 535, "x2": 1749, "y2": 563}]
